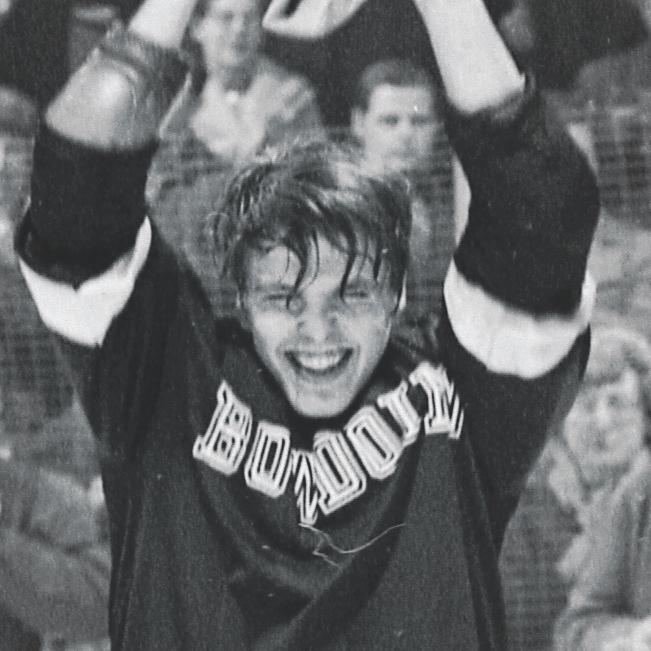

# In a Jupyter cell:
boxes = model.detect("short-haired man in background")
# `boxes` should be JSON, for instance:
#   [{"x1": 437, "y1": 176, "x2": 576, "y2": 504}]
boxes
[{"x1": 351, "y1": 58, "x2": 454, "y2": 324}]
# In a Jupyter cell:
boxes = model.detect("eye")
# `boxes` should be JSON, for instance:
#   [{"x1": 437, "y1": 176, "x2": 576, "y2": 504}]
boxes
[
  {"x1": 343, "y1": 285, "x2": 372, "y2": 302},
  {"x1": 379, "y1": 115, "x2": 399, "y2": 127},
  {"x1": 263, "y1": 292, "x2": 304, "y2": 313},
  {"x1": 411, "y1": 115, "x2": 433, "y2": 127}
]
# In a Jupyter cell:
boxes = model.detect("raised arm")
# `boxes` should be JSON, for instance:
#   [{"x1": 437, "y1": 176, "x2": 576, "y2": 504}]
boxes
[
  {"x1": 414, "y1": 0, "x2": 597, "y2": 319},
  {"x1": 413, "y1": 0, "x2": 524, "y2": 113},
  {"x1": 409, "y1": 0, "x2": 599, "y2": 543},
  {"x1": 16, "y1": 0, "x2": 200, "y2": 342},
  {"x1": 46, "y1": 0, "x2": 197, "y2": 148}
]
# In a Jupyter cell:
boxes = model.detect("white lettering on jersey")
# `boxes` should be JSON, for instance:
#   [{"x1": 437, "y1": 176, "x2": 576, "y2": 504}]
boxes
[
  {"x1": 193, "y1": 366, "x2": 465, "y2": 523},
  {"x1": 193, "y1": 381, "x2": 253, "y2": 475},
  {"x1": 312, "y1": 431, "x2": 367, "y2": 516},
  {"x1": 291, "y1": 450, "x2": 321, "y2": 526},
  {"x1": 409, "y1": 362, "x2": 451, "y2": 436},
  {"x1": 409, "y1": 363, "x2": 464, "y2": 439},
  {"x1": 443, "y1": 369, "x2": 464, "y2": 440},
  {"x1": 244, "y1": 422, "x2": 292, "y2": 498},
  {"x1": 345, "y1": 406, "x2": 402, "y2": 480},
  {"x1": 377, "y1": 381, "x2": 421, "y2": 446}
]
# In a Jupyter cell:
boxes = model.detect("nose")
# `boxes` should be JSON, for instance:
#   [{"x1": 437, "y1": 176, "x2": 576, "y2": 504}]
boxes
[
  {"x1": 230, "y1": 15, "x2": 254, "y2": 40},
  {"x1": 396, "y1": 118, "x2": 413, "y2": 139},
  {"x1": 396, "y1": 121, "x2": 417, "y2": 152},
  {"x1": 231, "y1": 16, "x2": 246, "y2": 35},
  {"x1": 296, "y1": 299, "x2": 339, "y2": 343},
  {"x1": 592, "y1": 399, "x2": 614, "y2": 446}
]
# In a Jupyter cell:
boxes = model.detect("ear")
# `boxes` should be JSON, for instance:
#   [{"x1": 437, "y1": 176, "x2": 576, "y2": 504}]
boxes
[
  {"x1": 351, "y1": 107, "x2": 367, "y2": 141},
  {"x1": 189, "y1": 15, "x2": 205, "y2": 42},
  {"x1": 397, "y1": 276, "x2": 407, "y2": 314},
  {"x1": 236, "y1": 292, "x2": 252, "y2": 331}
]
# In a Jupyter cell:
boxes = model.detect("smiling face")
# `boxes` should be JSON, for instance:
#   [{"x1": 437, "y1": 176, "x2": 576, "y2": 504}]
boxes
[
  {"x1": 352, "y1": 84, "x2": 438, "y2": 174},
  {"x1": 241, "y1": 236, "x2": 400, "y2": 418},
  {"x1": 192, "y1": 0, "x2": 263, "y2": 77},
  {"x1": 563, "y1": 366, "x2": 645, "y2": 487}
]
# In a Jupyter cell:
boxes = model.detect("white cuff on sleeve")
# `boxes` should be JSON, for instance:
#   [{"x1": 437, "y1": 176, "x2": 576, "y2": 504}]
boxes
[
  {"x1": 444, "y1": 261, "x2": 595, "y2": 379},
  {"x1": 19, "y1": 218, "x2": 152, "y2": 347}
]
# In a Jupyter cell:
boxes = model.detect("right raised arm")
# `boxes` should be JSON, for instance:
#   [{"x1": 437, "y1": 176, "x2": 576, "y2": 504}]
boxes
[
  {"x1": 15, "y1": 0, "x2": 199, "y2": 347},
  {"x1": 411, "y1": 0, "x2": 598, "y2": 543},
  {"x1": 46, "y1": 0, "x2": 197, "y2": 149}
]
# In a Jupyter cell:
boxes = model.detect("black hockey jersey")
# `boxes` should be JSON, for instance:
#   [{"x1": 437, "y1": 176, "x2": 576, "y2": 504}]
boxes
[{"x1": 17, "y1": 89, "x2": 598, "y2": 650}]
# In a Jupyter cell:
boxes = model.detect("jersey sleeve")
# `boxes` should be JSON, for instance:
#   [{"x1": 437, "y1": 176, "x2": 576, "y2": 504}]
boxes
[
  {"x1": 437, "y1": 84, "x2": 598, "y2": 540},
  {"x1": 17, "y1": 125, "x2": 157, "y2": 286},
  {"x1": 15, "y1": 125, "x2": 171, "y2": 349},
  {"x1": 14, "y1": 126, "x2": 202, "y2": 467},
  {"x1": 447, "y1": 83, "x2": 599, "y2": 317}
]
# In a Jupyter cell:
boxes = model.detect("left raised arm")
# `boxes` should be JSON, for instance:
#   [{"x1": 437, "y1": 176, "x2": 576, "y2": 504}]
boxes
[
  {"x1": 413, "y1": 0, "x2": 524, "y2": 113},
  {"x1": 413, "y1": 0, "x2": 599, "y2": 540}
]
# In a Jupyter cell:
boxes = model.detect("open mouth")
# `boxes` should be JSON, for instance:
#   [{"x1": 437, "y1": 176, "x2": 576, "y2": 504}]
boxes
[{"x1": 286, "y1": 349, "x2": 353, "y2": 378}]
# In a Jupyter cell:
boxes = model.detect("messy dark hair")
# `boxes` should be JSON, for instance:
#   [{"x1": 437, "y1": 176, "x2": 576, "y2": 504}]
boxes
[
  {"x1": 213, "y1": 138, "x2": 412, "y2": 301},
  {"x1": 353, "y1": 58, "x2": 439, "y2": 113}
]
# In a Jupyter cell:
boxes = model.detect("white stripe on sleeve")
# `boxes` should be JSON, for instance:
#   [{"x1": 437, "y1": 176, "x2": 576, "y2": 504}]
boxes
[
  {"x1": 19, "y1": 218, "x2": 152, "y2": 347},
  {"x1": 444, "y1": 261, "x2": 595, "y2": 379}
]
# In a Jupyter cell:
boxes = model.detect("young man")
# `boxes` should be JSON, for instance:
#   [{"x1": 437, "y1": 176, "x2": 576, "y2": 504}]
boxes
[
  {"x1": 16, "y1": 0, "x2": 599, "y2": 648},
  {"x1": 350, "y1": 58, "x2": 454, "y2": 323},
  {"x1": 351, "y1": 58, "x2": 441, "y2": 176},
  {"x1": 148, "y1": 0, "x2": 323, "y2": 315}
]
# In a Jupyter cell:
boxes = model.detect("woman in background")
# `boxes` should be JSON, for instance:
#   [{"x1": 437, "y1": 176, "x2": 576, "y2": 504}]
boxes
[
  {"x1": 500, "y1": 326, "x2": 651, "y2": 651},
  {"x1": 148, "y1": 0, "x2": 323, "y2": 314},
  {"x1": 554, "y1": 327, "x2": 651, "y2": 651}
]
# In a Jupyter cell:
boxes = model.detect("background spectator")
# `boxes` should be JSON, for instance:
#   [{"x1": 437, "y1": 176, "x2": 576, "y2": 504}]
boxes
[
  {"x1": 0, "y1": 391, "x2": 110, "y2": 651},
  {"x1": 500, "y1": 326, "x2": 651, "y2": 651},
  {"x1": 554, "y1": 446, "x2": 651, "y2": 650},
  {"x1": 167, "y1": 0, "x2": 322, "y2": 162},
  {"x1": 350, "y1": 59, "x2": 454, "y2": 325},
  {"x1": 148, "y1": 0, "x2": 323, "y2": 314}
]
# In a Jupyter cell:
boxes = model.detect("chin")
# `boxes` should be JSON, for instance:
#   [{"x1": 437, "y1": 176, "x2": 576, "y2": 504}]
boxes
[
  {"x1": 283, "y1": 381, "x2": 360, "y2": 419},
  {"x1": 288, "y1": 394, "x2": 352, "y2": 420}
]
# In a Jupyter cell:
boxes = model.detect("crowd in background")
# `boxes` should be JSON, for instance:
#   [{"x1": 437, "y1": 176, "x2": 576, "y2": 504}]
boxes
[{"x1": 0, "y1": 0, "x2": 651, "y2": 648}]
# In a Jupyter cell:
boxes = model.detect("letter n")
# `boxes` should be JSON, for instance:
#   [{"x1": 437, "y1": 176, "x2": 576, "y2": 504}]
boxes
[
  {"x1": 291, "y1": 450, "x2": 321, "y2": 526},
  {"x1": 409, "y1": 362, "x2": 451, "y2": 435}
]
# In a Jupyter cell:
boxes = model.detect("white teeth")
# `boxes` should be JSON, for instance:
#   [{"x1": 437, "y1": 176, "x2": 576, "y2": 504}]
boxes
[{"x1": 293, "y1": 351, "x2": 346, "y2": 371}]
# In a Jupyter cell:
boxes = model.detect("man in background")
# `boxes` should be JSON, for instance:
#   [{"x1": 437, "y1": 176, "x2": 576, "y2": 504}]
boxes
[{"x1": 350, "y1": 59, "x2": 456, "y2": 325}]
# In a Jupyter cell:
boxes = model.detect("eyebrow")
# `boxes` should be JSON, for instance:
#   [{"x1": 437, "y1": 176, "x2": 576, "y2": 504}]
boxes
[{"x1": 249, "y1": 281, "x2": 296, "y2": 292}]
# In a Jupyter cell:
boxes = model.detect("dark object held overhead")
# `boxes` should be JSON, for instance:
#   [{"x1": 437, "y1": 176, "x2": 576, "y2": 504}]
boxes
[{"x1": 522, "y1": 0, "x2": 649, "y2": 90}]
